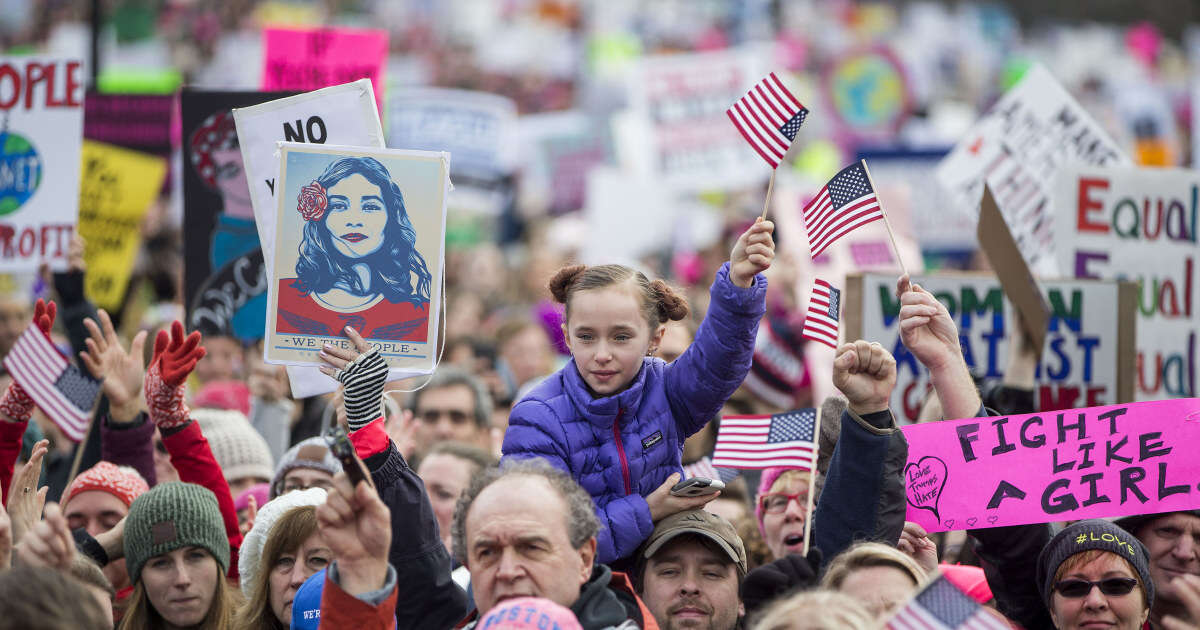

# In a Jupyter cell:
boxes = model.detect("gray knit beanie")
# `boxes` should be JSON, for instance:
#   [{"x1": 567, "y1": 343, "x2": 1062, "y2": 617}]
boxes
[
  {"x1": 193, "y1": 409, "x2": 275, "y2": 485},
  {"x1": 270, "y1": 437, "x2": 342, "y2": 499},
  {"x1": 124, "y1": 482, "x2": 230, "y2": 584},
  {"x1": 1036, "y1": 519, "x2": 1154, "y2": 609}
]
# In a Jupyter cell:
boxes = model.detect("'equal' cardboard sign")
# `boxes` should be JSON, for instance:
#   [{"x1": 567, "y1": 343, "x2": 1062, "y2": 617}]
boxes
[{"x1": 977, "y1": 184, "x2": 1051, "y2": 355}]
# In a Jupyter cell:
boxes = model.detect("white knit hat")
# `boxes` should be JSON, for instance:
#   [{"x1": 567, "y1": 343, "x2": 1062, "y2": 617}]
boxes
[
  {"x1": 238, "y1": 487, "x2": 328, "y2": 596},
  {"x1": 193, "y1": 409, "x2": 275, "y2": 485}
]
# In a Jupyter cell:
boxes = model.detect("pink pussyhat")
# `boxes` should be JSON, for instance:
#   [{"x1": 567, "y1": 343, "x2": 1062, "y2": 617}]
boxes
[{"x1": 477, "y1": 597, "x2": 583, "y2": 630}]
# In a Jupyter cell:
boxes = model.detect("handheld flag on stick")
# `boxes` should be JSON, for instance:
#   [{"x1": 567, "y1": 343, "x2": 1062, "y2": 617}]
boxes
[
  {"x1": 800, "y1": 160, "x2": 884, "y2": 257},
  {"x1": 682, "y1": 456, "x2": 742, "y2": 484},
  {"x1": 801, "y1": 279, "x2": 841, "y2": 349},
  {"x1": 885, "y1": 572, "x2": 1010, "y2": 630},
  {"x1": 726, "y1": 72, "x2": 809, "y2": 218},
  {"x1": 713, "y1": 408, "x2": 819, "y2": 470},
  {"x1": 4, "y1": 327, "x2": 101, "y2": 442}
]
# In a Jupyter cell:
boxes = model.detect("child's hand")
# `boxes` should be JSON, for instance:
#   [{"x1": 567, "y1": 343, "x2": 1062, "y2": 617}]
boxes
[
  {"x1": 645, "y1": 473, "x2": 720, "y2": 522},
  {"x1": 729, "y1": 218, "x2": 775, "y2": 288}
]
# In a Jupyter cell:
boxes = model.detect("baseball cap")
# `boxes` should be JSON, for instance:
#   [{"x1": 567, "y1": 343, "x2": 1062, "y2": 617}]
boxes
[{"x1": 640, "y1": 509, "x2": 747, "y2": 575}]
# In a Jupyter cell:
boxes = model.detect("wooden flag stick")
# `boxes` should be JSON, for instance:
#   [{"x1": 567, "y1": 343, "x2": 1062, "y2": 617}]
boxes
[
  {"x1": 760, "y1": 169, "x2": 777, "y2": 220},
  {"x1": 859, "y1": 159, "x2": 908, "y2": 278},
  {"x1": 801, "y1": 406, "x2": 822, "y2": 556}
]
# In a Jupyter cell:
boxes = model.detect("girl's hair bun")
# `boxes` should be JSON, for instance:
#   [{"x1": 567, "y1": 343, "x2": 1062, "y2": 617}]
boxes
[
  {"x1": 548, "y1": 264, "x2": 588, "y2": 304},
  {"x1": 650, "y1": 279, "x2": 690, "y2": 322}
]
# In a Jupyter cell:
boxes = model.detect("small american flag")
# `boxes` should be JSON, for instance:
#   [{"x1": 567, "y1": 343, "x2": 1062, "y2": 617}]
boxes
[
  {"x1": 712, "y1": 409, "x2": 818, "y2": 470},
  {"x1": 802, "y1": 161, "x2": 884, "y2": 258},
  {"x1": 886, "y1": 574, "x2": 1010, "y2": 630},
  {"x1": 726, "y1": 72, "x2": 809, "y2": 169},
  {"x1": 4, "y1": 326, "x2": 101, "y2": 442},
  {"x1": 801, "y1": 279, "x2": 840, "y2": 349},
  {"x1": 682, "y1": 456, "x2": 741, "y2": 484}
]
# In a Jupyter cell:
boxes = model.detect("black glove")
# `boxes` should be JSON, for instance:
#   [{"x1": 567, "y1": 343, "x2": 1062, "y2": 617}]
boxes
[
  {"x1": 53, "y1": 269, "x2": 87, "y2": 308},
  {"x1": 740, "y1": 547, "x2": 823, "y2": 619}
]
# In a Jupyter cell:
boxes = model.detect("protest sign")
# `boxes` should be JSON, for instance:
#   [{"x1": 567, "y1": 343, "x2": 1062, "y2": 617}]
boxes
[
  {"x1": 265, "y1": 143, "x2": 447, "y2": 374},
  {"x1": 822, "y1": 47, "x2": 911, "y2": 141},
  {"x1": 77, "y1": 141, "x2": 167, "y2": 311},
  {"x1": 387, "y1": 87, "x2": 517, "y2": 215},
  {"x1": 936, "y1": 64, "x2": 1129, "y2": 276},
  {"x1": 619, "y1": 47, "x2": 771, "y2": 192},
  {"x1": 0, "y1": 57, "x2": 85, "y2": 271},
  {"x1": 261, "y1": 26, "x2": 388, "y2": 113},
  {"x1": 845, "y1": 272, "x2": 1136, "y2": 423},
  {"x1": 83, "y1": 91, "x2": 174, "y2": 191},
  {"x1": 978, "y1": 185, "x2": 1050, "y2": 354},
  {"x1": 1054, "y1": 165, "x2": 1200, "y2": 401},
  {"x1": 519, "y1": 110, "x2": 612, "y2": 215},
  {"x1": 181, "y1": 89, "x2": 295, "y2": 342},
  {"x1": 900, "y1": 398, "x2": 1200, "y2": 532}
]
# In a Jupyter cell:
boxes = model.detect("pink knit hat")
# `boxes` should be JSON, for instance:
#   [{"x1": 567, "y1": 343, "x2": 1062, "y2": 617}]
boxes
[
  {"x1": 755, "y1": 467, "x2": 810, "y2": 536},
  {"x1": 194, "y1": 380, "x2": 251, "y2": 416},
  {"x1": 64, "y1": 461, "x2": 150, "y2": 508},
  {"x1": 477, "y1": 597, "x2": 583, "y2": 630},
  {"x1": 940, "y1": 564, "x2": 994, "y2": 604},
  {"x1": 234, "y1": 482, "x2": 270, "y2": 513}
]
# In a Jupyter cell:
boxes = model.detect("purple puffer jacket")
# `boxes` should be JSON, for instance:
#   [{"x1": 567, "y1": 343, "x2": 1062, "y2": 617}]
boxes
[{"x1": 502, "y1": 262, "x2": 766, "y2": 564}]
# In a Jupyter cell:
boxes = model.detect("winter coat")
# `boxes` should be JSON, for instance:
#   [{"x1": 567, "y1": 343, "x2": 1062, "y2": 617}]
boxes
[{"x1": 503, "y1": 262, "x2": 766, "y2": 563}]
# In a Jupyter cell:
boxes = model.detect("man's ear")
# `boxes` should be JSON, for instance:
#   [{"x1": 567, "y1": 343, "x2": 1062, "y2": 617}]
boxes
[{"x1": 577, "y1": 537, "x2": 597, "y2": 583}]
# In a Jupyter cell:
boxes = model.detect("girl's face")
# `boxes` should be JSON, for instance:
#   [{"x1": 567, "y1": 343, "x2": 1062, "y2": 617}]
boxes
[
  {"x1": 563, "y1": 285, "x2": 664, "y2": 397},
  {"x1": 269, "y1": 532, "x2": 331, "y2": 624},
  {"x1": 761, "y1": 471, "x2": 811, "y2": 560},
  {"x1": 141, "y1": 546, "x2": 220, "y2": 628},
  {"x1": 325, "y1": 173, "x2": 389, "y2": 259},
  {"x1": 1049, "y1": 552, "x2": 1149, "y2": 630}
]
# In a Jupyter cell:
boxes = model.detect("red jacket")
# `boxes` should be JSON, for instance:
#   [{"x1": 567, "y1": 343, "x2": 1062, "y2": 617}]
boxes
[{"x1": 161, "y1": 419, "x2": 244, "y2": 578}]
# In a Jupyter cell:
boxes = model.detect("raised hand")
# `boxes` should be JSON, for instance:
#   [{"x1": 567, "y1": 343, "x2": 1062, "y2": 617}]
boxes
[
  {"x1": 896, "y1": 275, "x2": 961, "y2": 373},
  {"x1": 316, "y1": 471, "x2": 392, "y2": 596},
  {"x1": 1161, "y1": 573, "x2": 1200, "y2": 630},
  {"x1": 319, "y1": 326, "x2": 387, "y2": 432},
  {"x1": 80, "y1": 309, "x2": 148, "y2": 423},
  {"x1": 832, "y1": 340, "x2": 897, "y2": 416},
  {"x1": 0, "y1": 299, "x2": 57, "y2": 423},
  {"x1": 729, "y1": 217, "x2": 776, "y2": 288},
  {"x1": 6, "y1": 439, "x2": 49, "y2": 545},
  {"x1": 0, "y1": 501, "x2": 10, "y2": 570},
  {"x1": 897, "y1": 521, "x2": 939, "y2": 574},
  {"x1": 15, "y1": 502, "x2": 76, "y2": 571},
  {"x1": 144, "y1": 321, "x2": 206, "y2": 429}
]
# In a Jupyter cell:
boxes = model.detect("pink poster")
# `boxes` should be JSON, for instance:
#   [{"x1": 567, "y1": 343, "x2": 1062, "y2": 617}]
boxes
[
  {"x1": 261, "y1": 27, "x2": 388, "y2": 113},
  {"x1": 900, "y1": 399, "x2": 1200, "y2": 532}
]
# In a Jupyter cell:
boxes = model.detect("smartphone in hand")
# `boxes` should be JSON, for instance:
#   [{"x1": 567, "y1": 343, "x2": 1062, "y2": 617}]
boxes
[{"x1": 670, "y1": 477, "x2": 725, "y2": 497}]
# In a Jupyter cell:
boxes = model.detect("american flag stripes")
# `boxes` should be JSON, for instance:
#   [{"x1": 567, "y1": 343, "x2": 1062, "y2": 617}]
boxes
[
  {"x1": 886, "y1": 573, "x2": 1010, "y2": 630},
  {"x1": 801, "y1": 161, "x2": 884, "y2": 258},
  {"x1": 682, "y1": 456, "x2": 741, "y2": 484},
  {"x1": 726, "y1": 72, "x2": 809, "y2": 169},
  {"x1": 712, "y1": 409, "x2": 818, "y2": 470},
  {"x1": 801, "y1": 279, "x2": 841, "y2": 349},
  {"x1": 4, "y1": 326, "x2": 101, "y2": 442}
]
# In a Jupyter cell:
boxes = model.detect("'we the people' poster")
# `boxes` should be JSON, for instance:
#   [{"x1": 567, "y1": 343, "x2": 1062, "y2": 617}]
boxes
[
  {"x1": 0, "y1": 57, "x2": 85, "y2": 270},
  {"x1": 265, "y1": 143, "x2": 448, "y2": 375}
]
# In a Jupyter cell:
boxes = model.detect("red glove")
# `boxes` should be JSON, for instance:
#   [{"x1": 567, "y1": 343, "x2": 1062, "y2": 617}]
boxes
[
  {"x1": 0, "y1": 299, "x2": 56, "y2": 422},
  {"x1": 143, "y1": 321, "x2": 206, "y2": 429}
]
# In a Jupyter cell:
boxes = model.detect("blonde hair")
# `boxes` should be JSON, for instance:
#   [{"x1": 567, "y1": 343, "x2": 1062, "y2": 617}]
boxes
[
  {"x1": 119, "y1": 563, "x2": 241, "y2": 630},
  {"x1": 821, "y1": 542, "x2": 926, "y2": 591},
  {"x1": 751, "y1": 590, "x2": 876, "y2": 630},
  {"x1": 233, "y1": 506, "x2": 321, "y2": 630}
]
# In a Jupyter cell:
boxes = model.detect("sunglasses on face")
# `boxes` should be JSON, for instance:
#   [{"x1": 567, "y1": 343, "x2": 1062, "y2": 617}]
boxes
[{"x1": 1053, "y1": 577, "x2": 1138, "y2": 598}]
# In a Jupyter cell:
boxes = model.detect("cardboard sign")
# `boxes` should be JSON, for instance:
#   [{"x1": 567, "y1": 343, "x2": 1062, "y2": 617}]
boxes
[
  {"x1": 264, "y1": 143, "x2": 447, "y2": 374},
  {"x1": 937, "y1": 64, "x2": 1129, "y2": 276},
  {"x1": 83, "y1": 91, "x2": 174, "y2": 192},
  {"x1": 1054, "y1": 165, "x2": 1200, "y2": 401},
  {"x1": 845, "y1": 272, "x2": 1136, "y2": 423},
  {"x1": 900, "y1": 399, "x2": 1200, "y2": 532},
  {"x1": 0, "y1": 57, "x2": 86, "y2": 270},
  {"x1": 77, "y1": 141, "x2": 167, "y2": 310},
  {"x1": 386, "y1": 87, "x2": 517, "y2": 215},
  {"x1": 823, "y1": 47, "x2": 910, "y2": 141},
  {"x1": 261, "y1": 27, "x2": 388, "y2": 113},
  {"x1": 978, "y1": 185, "x2": 1051, "y2": 354},
  {"x1": 619, "y1": 47, "x2": 770, "y2": 192},
  {"x1": 181, "y1": 89, "x2": 296, "y2": 342}
]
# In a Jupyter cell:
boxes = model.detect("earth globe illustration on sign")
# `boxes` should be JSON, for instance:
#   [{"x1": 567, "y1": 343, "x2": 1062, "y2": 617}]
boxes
[{"x1": 0, "y1": 127, "x2": 42, "y2": 217}]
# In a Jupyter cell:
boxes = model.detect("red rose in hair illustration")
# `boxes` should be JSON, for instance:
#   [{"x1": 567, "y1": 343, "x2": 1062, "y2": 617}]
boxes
[{"x1": 297, "y1": 181, "x2": 328, "y2": 221}]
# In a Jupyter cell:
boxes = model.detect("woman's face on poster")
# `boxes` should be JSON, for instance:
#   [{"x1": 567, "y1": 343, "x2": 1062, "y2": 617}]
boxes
[
  {"x1": 325, "y1": 173, "x2": 388, "y2": 259},
  {"x1": 212, "y1": 147, "x2": 253, "y2": 213}
]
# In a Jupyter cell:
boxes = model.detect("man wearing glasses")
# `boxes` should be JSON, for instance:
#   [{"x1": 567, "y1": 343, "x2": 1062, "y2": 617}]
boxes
[{"x1": 408, "y1": 366, "x2": 494, "y2": 459}]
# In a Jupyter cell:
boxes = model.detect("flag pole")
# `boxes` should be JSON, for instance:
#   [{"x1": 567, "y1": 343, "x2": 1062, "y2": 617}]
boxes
[
  {"x1": 801, "y1": 406, "x2": 822, "y2": 556},
  {"x1": 859, "y1": 159, "x2": 908, "y2": 277},
  {"x1": 760, "y1": 168, "x2": 777, "y2": 220}
]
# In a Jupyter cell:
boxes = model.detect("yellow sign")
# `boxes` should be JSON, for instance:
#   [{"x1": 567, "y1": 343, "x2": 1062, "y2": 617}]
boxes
[{"x1": 77, "y1": 140, "x2": 166, "y2": 311}]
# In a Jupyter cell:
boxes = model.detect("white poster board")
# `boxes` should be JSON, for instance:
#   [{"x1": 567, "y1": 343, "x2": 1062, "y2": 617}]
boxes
[
  {"x1": 936, "y1": 64, "x2": 1130, "y2": 276},
  {"x1": 847, "y1": 272, "x2": 1133, "y2": 424},
  {"x1": 1054, "y1": 165, "x2": 1199, "y2": 401},
  {"x1": 0, "y1": 57, "x2": 85, "y2": 270}
]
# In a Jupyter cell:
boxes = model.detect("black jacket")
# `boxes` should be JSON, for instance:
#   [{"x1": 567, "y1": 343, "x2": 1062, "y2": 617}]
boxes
[{"x1": 461, "y1": 565, "x2": 648, "y2": 629}]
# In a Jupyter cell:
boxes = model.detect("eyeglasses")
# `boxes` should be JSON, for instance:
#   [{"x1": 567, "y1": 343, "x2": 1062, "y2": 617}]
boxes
[
  {"x1": 1053, "y1": 577, "x2": 1138, "y2": 598},
  {"x1": 759, "y1": 492, "x2": 808, "y2": 514},
  {"x1": 418, "y1": 409, "x2": 470, "y2": 424}
]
